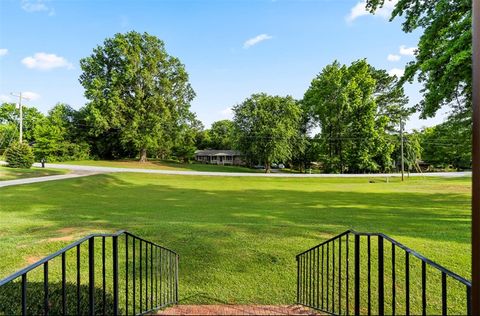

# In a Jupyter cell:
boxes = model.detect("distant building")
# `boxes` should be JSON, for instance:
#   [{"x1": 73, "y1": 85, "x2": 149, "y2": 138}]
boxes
[{"x1": 195, "y1": 149, "x2": 245, "y2": 165}]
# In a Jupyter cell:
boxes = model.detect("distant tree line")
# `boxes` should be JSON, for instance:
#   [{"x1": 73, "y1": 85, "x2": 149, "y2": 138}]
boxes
[{"x1": 0, "y1": 9, "x2": 472, "y2": 173}]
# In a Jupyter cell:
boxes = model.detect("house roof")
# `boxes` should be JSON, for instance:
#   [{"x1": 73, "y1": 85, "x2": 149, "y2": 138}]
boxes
[{"x1": 195, "y1": 149, "x2": 242, "y2": 156}]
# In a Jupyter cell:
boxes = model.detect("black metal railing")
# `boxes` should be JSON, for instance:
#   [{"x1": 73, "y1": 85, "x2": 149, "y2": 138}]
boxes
[
  {"x1": 0, "y1": 230, "x2": 179, "y2": 315},
  {"x1": 296, "y1": 230, "x2": 471, "y2": 315}
]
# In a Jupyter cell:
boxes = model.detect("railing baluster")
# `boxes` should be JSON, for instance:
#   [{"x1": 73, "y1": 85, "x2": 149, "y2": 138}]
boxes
[
  {"x1": 327, "y1": 242, "x2": 329, "y2": 310},
  {"x1": 133, "y1": 238, "x2": 136, "y2": 315},
  {"x1": 313, "y1": 249, "x2": 316, "y2": 308},
  {"x1": 378, "y1": 236, "x2": 384, "y2": 316},
  {"x1": 332, "y1": 239, "x2": 335, "y2": 313},
  {"x1": 308, "y1": 251, "x2": 314, "y2": 306},
  {"x1": 62, "y1": 252, "x2": 66, "y2": 315},
  {"x1": 88, "y1": 237, "x2": 95, "y2": 316},
  {"x1": 113, "y1": 235, "x2": 119, "y2": 316},
  {"x1": 339, "y1": 236, "x2": 342, "y2": 315},
  {"x1": 125, "y1": 235, "x2": 129, "y2": 316},
  {"x1": 368, "y1": 235, "x2": 371, "y2": 316},
  {"x1": 44, "y1": 262, "x2": 49, "y2": 316},
  {"x1": 140, "y1": 240, "x2": 142, "y2": 312},
  {"x1": 442, "y1": 272, "x2": 447, "y2": 316},
  {"x1": 422, "y1": 261, "x2": 427, "y2": 316},
  {"x1": 145, "y1": 242, "x2": 148, "y2": 311},
  {"x1": 296, "y1": 257, "x2": 300, "y2": 304},
  {"x1": 354, "y1": 234, "x2": 360, "y2": 316},
  {"x1": 392, "y1": 244, "x2": 396, "y2": 316},
  {"x1": 406, "y1": 252, "x2": 410, "y2": 316},
  {"x1": 21, "y1": 274, "x2": 27, "y2": 316},
  {"x1": 467, "y1": 285, "x2": 471, "y2": 315},
  {"x1": 160, "y1": 248, "x2": 163, "y2": 306},
  {"x1": 151, "y1": 243, "x2": 154, "y2": 310},
  {"x1": 346, "y1": 234, "x2": 349, "y2": 316},
  {"x1": 102, "y1": 237, "x2": 106, "y2": 316},
  {"x1": 175, "y1": 254, "x2": 179, "y2": 304},
  {"x1": 317, "y1": 247, "x2": 320, "y2": 309},
  {"x1": 303, "y1": 255, "x2": 306, "y2": 305},
  {"x1": 321, "y1": 246, "x2": 324, "y2": 310},
  {"x1": 77, "y1": 245, "x2": 81, "y2": 316}
]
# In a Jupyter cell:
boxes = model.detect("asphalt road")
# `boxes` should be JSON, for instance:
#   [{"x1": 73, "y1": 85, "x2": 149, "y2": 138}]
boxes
[{"x1": 0, "y1": 162, "x2": 471, "y2": 188}]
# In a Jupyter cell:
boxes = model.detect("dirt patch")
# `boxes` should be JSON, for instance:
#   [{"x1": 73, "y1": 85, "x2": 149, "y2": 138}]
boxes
[
  {"x1": 47, "y1": 235, "x2": 76, "y2": 242},
  {"x1": 26, "y1": 256, "x2": 43, "y2": 265},
  {"x1": 57, "y1": 227, "x2": 77, "y2": 234},
  {"x1": 45, "y1": 227, "x2": 86, "y2": 243}
]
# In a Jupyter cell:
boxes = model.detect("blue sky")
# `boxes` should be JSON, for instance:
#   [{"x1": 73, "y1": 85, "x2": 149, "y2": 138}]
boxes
[{"x1": 0, "y1": 0, "x2": 449, "y2": 130}]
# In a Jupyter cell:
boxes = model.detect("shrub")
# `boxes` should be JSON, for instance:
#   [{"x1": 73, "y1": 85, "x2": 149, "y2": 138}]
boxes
[{"x1": 5, "y1": 142, "x2": 34, "y2": 168}]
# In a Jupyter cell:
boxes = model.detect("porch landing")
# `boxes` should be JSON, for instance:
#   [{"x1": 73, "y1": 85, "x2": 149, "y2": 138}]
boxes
[{"x1": 156, "y1": 304, "x2": 321, "y2": 315}]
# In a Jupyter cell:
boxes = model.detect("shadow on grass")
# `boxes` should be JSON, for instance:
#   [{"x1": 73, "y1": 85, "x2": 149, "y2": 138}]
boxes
[
  {"x1": 0, "y1": 174, "x2": 471, "y2": 304},
  {"x1": 0, "y1": 281, "x2": 120, "y2": 315}
]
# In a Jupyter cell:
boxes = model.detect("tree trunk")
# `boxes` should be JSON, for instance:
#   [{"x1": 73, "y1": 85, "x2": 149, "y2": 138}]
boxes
[
  {"x1": 264, "y1": 160, "x2": 271, "y2": 173},
  {"x1": 139, "y1": 148, "x2": 147, "y2": 163}
]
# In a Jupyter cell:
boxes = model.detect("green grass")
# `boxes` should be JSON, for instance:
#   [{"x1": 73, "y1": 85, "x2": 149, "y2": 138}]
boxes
[
  {"x1": 0, "y1": 174, "x2": 471, "y2": 313},
  {"x1": 61, "y1": 159, "x2": 264, "y2": 173},
  {"x1": 0, "y1": 166, "x2": 67, "y2": 181}
]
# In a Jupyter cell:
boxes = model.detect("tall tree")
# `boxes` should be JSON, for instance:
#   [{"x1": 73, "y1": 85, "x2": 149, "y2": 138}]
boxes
[
  {"x1": 303, "y1": 60, "x2": 407, "y2": 173},
  {"x1": 0, "y1": 103, "x2": 44, "y2": 145},
  {"x1": 33, "y1": 104, "x2": 90, "y2": 162},
  {"x1": 233, "y1": 93, "x2": 302, "y2": 173},
  {"x1": 366, "y1": 0, "x2": 471, "y2": 118},
  {"x1": 207, "y1": 120, "x2": 235, "y2": 149},
  {"x1": 79, "y1": 31, "x2": 196, "y2": 162}
]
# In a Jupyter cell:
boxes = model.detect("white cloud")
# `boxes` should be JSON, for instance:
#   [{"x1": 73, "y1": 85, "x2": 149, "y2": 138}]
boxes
[
  {"x1": 0, "y1": 49, "x2": 8, "y2": 57},
  {"x1": 22, "y1": 91, "x2": 41, "y2": 101},
  {"x1": 243, "y1": 34, "x2": 273, "y2": 49},
  {"x1": 399, "y1": 45, "x2": 417, "y2": 56},
  {"x1": 387, "y1": 54, "x2": 401, "y2": 62},
  {"x1": 22, "y1": 52, "x2": 73, "y2": 70},
  {"x1": 346, "y1": 0, "x2": 398, "y2": 23},
  {"x1": 220, "y1": 107, "x2": 233, "y2": 118},
  {"x1": 388, "y1": 68, "x2": 404, "y2": 77},
  {"x1": 0, "y1": 95, "x2": 12, "y2": 103},
  {"x1": 21, "y1": 0, "x2": 55, "y2": 15}
]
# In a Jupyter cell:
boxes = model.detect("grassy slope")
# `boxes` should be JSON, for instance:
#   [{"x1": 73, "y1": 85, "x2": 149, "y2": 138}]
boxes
[
  {"x1": 0, "y1": 166, "x2": 66, "y2": 181},
  {"x1": 0, "y1": 174, "x2": 471, "y2": 311},
  {"x1": 61, "y1": 159, "x2": 263, "y2": 173}
]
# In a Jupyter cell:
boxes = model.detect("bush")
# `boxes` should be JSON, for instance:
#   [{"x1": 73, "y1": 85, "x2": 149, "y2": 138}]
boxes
[{"x1": 5, "y1": 142, "x2": 34, "y2": 168}]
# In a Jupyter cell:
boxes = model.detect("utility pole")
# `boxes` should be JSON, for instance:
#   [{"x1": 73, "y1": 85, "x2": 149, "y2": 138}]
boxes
[
  {"x1": 10, "y1": 92, "x2": 30, "y2": 143},
  {"x1": 400, "y1": 118, "x2": 404, "y2": 181}
]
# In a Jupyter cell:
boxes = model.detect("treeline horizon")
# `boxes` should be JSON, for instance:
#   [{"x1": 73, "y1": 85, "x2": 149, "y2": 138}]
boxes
[{"x1": 0, "y1": 13, "x2": 472, "y2": 174}]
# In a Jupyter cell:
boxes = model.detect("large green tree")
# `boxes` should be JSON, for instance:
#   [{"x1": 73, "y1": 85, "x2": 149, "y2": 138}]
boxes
[
  {"x1": 33, "y1": 103, "x2": 90, "y2": 162},
  {"x1": 207, "y1": 120, "x2": 235, "y2": 149},
  {"x1": 0, "y1": 103, "x2": 44, "y2": 145},
  {"x1": 303, "y1": 60, "x2": 407, "y2": 173},
  {"x1": 419, "y1": 112, "x2": 471, "y2": 169},
  {"x1": 233, "y1": 93, "x2": 302, "y2": 173},
  {"x1": 366, "y1": 0, "x2": 471, "y2": 118},
  {"x1": 79, "y1": 31, "x2": 196, "y2": 162}
]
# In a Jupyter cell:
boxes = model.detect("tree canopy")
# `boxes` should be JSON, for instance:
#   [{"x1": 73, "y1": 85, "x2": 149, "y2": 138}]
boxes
[
  {"x1": 366, "y1": 0, "x2": 471, "y2": 118},
  {"x1": 303, "y1": 59, "x2": 408, "y2": 173},
  {"x1": 79, "y1": 31, "x2": 196, "y2": 162},
  {"x1": 233, "y1": 93, "x2": 302, "y2": 172}
]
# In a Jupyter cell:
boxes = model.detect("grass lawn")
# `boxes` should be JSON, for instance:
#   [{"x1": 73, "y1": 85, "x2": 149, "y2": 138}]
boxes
[
  {"x1": 0, "y1": 174, "x2": 471, "y2": 313},
  {"x1": 0, "y1": 166, "x2": 67, "y2": 181},
  {"x1": 61, "y1": 159, "x2": 264, "y2": 173}
]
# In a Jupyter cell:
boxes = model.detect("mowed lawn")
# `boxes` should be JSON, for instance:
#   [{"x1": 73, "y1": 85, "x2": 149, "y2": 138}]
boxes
[
  {"x1": 0, "y1": 166, "x2": 67, "y2": 181},
  {"x1": 0, "y1": 174, "x2": 471, "y2": 309},
  {"x1": 61, "y1": 159, "x2": 263, "y2": 173}
]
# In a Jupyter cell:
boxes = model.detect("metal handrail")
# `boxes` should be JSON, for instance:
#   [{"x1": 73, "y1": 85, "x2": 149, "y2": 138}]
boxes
[
  {"x1": 0, "y1": 230, "x2": 179, "y2": 316},
  {"x1": 296, "y1": 230, "x2": 472, "y2": 315}
]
